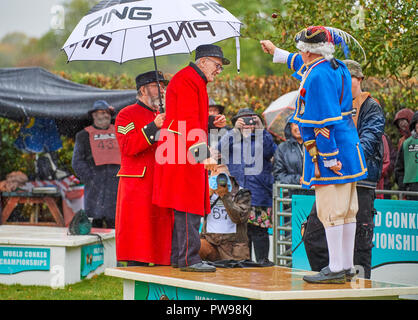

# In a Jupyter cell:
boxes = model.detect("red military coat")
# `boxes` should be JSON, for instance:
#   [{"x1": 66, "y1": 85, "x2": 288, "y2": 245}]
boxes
[
  {"x1": 115, "y1": 101, "x2": 173, "y2": 265},
  {"x1": 152, "y1": 63, "x2": 211, "y2": 216}
]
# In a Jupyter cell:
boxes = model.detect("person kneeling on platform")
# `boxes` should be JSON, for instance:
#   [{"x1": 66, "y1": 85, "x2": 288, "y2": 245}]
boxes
[{"x1": 199, "y1": 165, "x2": 252, "y2": 262}]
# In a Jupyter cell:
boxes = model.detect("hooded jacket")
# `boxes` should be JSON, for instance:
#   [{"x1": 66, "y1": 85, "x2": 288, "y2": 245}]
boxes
[
  {"x1": 272, "y1": 118, "x2": 304, "y2": 185},
  {"x1": 393, "y1": 108, "x2": 414, "y2": 151},
  {"x1": 395, "y1": 111, "x2": 418, "y2": 191}
]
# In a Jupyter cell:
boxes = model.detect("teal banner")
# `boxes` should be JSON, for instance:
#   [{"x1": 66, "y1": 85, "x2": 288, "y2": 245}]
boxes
[
  {"x1": 291, "y1": 195, "x2": 315, "y2": 271},
  {"x1": 134, "y1": 281, "x2": 245, "y2": 300},
  {"x1": 0, "y1": 247, "x2": 50, "y2": 274},
  {"x1": 291, "y1": 195, "x2": 418, "y2": 270},
  {"x1": 80, "y1": 243, "x2": 104, "y2": 278},
  {"x1": 371, "y1": 199, "x2": 418, "y2": 267}
]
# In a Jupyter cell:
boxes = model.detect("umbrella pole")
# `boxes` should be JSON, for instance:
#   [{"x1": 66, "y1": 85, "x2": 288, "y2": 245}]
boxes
[{"x1": 149, "y1": 25, "x2": 164, "y2": 113}]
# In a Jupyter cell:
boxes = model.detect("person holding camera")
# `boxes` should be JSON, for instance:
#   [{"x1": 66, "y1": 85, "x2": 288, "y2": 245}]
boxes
[
  {"x1": 199, "y1": 165, "x2": 252, "y2": 261},
  {"x1": 208, "y1": 98, "x2": 227, "y2": 130},
  {"x1": 208, "y1": 97, "x2": 229, "y2": 136},
  {"x1": 208, "y1": 98, "x2": 231, "y2": 162},
  {"x1": 217, "y1": 108, "x2": 276, "y2": 263}
]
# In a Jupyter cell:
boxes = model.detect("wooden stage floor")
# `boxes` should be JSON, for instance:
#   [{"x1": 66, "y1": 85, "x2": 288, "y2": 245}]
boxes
[{"x1": 105, "y1": 265, "x2": 418, "y2": 300}]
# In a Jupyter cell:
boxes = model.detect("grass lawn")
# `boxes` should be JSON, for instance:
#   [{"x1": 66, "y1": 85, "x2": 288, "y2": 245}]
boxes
[{"x1": 0, "y1": 273, "x2": 123, "y2": 300}]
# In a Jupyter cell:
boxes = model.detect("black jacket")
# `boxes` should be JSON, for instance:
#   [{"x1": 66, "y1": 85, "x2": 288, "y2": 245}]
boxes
[
  {"x1": 356, "y1": 96, "x2": 386, "y2": 188},
  {"x1": 272, "y1": 121, "x2": 304, "y2": 185}
]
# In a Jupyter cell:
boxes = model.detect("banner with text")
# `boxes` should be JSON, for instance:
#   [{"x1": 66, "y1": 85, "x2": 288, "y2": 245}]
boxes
[
  {"x1": 291, "y1": 195, "x2": 418, "y2": 270},
  {"x1": 0, "y1": 247, "x2": 50, "y2": 274},
  {"x1": 80, "y1": 243, "x2": 104, "y2": 278}
]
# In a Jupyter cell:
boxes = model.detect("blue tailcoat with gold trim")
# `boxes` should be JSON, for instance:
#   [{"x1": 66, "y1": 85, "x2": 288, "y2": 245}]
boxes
[{"x1": 287, "y1": 53, "x2": 368, "y2": 189}]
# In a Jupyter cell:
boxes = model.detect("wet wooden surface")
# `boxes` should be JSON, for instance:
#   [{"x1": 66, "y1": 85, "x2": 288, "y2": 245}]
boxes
[{"x1": 105, "y1": 266, "x2": 418, "y2": 299}]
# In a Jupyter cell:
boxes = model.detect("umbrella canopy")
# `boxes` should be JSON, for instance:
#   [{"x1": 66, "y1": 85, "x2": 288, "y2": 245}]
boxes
[
  {"x1": 263, "y1": 90, "x2": 298, "y2": 141},
  {"x1": 62, "y1": 0, "x2": 242, "y2": 67}
]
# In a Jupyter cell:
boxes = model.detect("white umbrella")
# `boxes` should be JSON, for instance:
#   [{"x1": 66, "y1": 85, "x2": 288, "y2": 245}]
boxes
[
  {"x1": 62, "y1": 0, "x2": 241, "y2": 65},
  {"x1": 62, "y1": 0, "x2": 242, "y2": 111},
  {"x1": 262, "y1": 90, "x2": 298, "y2": 141}
]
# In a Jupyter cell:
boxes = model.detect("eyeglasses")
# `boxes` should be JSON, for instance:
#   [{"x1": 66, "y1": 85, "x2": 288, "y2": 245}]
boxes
[
  {"x1": 205, "y1": 57, "x2": 224, "y2": 72},
  {"x1": 146, "y1": 82, "x2": 166, "y2": 90}
]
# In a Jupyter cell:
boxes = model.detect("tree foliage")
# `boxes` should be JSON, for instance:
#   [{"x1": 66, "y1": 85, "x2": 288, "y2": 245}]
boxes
[
  {"x1": 2, "y1": 0, "x2": 415, "y2": 78},
  {"x1": 221, "y1": 0, "x2": 417, "y2": 79}
]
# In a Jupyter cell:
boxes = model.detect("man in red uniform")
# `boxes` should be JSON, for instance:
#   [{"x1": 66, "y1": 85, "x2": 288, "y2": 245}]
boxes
[
  {"x1": 115, "y1": 71, "x2": 173, "y2": 266},
  {"x1": 153, "y1": 44, "x2": 229, "y2": 272}
]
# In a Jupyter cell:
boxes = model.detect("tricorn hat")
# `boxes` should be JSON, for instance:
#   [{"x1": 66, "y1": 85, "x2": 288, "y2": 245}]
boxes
[
  {"x1": 294, "y1": 26, "x2": 366, "y2": 64},
  {"x1": 135, "y1": 70, "x2": 169, "y2": 91},
  {"x1": 295, "y1": 26, "x2": 333, "y2": 44},
  {"x1": 195, "y1": 44, "x2": 230, "y2": 65}
]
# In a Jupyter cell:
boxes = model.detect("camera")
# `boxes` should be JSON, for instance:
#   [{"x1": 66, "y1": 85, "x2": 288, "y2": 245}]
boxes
[
  {"x1": 216, "y1": 173, "x2": 228, "y2": 188},
  {"x1": 208, "y1": 115, "x2": 217, "y2": 129},
  {"x1": 242, "y1": 116, "x2": 255, "y2": 126}
]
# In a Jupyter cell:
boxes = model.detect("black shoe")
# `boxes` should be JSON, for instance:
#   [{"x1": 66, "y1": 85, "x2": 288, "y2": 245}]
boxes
[
  {"x1": 345, "y1": 268, "x2": 356, "y2": 282},
  {"x1": 180, "y1": 262, "x2": 216, "y2": 272},
  {"x1": 303, "y1": 266, "x2": 346, "y2": 284}
]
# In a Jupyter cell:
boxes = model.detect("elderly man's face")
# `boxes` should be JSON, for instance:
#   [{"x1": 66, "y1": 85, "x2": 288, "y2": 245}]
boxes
[
  {"x1": 139, "y1": 81, "x2": 166, "y2": 110},
  {"x1": 299, "y1": 50, "x2": 321, "y2": 64},
  {"x1": 92, "y1": 110, "x2": 111, "y2": 129},
  {"x1": 300, "y1": 51, "x2": 310, "y2": 64},
  {"x1": 200, "y1": 56, "x2": 223, "y2": 82}
]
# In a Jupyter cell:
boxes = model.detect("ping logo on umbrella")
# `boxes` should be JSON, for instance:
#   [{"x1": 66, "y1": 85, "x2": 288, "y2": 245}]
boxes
[
  {"x1": 73, "y1": 21, "x2": 218, "y2": 56},
  {"x1": 148, "y1": 21, "x2": 216, "y2": 51},
  {"x1": 84, "y1": 6, "x2": 153, "y2": 37}
]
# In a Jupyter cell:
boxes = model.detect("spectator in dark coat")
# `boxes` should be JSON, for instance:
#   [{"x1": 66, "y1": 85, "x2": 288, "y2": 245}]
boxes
[
  {"x1": 72, "y1": 100, "x2": 120, "y2": 228},
  {"x1": 217, "y1": 108, "x2": 276, "y2": 263},
  {"x1": 393, "y1": 108, "x2": 414, "y2": 151},
  {"x1": 395, "y1": 111, "x2": 418, "y2": 200},
  {"x1": 273, "y1": 116, "x2": 314, "y2": 199},
  {"x1": 273, "y1": 116, "x2": 304, "y2": 185},
  {"x1": 208, "y1": 98, "x2": 231, "y2": 160}
]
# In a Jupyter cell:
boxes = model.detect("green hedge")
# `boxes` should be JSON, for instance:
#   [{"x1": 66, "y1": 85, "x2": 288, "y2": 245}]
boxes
[{"x1": 0, "y1": 71, "x2": 416, "y2": 181}]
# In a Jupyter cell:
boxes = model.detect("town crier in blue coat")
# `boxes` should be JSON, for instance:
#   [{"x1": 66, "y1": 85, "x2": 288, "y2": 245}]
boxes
[
  {"x1": 115, "y1": 71, "x2": 173, "y2": 266},
  {"x1": 261, "y1": 26, "x2": 368, "y2": 284},
  {"x1": 152, "y1": 44, "x2": 228, "y2": 272}
]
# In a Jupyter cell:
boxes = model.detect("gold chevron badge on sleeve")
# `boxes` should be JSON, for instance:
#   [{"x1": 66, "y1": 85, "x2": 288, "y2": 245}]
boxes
[
  {"x1": 314, "y1": 127, "x2": 330, "y2": 139},
  {"x1": 117, "y1": 122, "x2": 135, "y2": 135}
]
